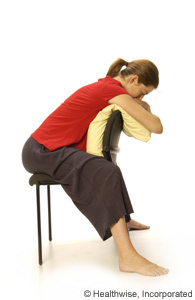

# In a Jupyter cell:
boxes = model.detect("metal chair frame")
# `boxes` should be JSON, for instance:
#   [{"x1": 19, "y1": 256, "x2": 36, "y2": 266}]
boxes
[{"x1": 29, "y1": 110, "x2": 123, "y2": 265}]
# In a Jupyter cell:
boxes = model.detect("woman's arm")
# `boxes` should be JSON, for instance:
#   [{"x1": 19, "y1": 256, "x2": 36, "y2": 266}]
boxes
[{"x1": 108, "y1": 94, "x2": 163, "y2": 134}]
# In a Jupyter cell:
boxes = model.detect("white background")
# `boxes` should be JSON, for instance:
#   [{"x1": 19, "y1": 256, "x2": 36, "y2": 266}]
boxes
[{"x1": 0, "y1": 0, "x2": 195, "y2": 299}]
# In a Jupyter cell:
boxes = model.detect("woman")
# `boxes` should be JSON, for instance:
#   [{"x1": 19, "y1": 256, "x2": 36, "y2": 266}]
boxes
[{"x1": 22, "y1": 58, "x2": 169, "y2": 276}]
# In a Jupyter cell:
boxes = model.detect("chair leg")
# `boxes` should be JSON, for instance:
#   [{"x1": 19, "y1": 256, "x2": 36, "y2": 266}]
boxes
[
  {"x1": 36, "y1": 184, "x2": 42, "y2": 265},
  {"x1": 47, "y1": 185, "x2": 52, "y2": 241}
]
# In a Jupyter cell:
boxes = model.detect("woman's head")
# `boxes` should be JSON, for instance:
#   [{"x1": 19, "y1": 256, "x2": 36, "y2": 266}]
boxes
[{"x1": 106, "y1": 58, "x2": 159, "y2": 89}]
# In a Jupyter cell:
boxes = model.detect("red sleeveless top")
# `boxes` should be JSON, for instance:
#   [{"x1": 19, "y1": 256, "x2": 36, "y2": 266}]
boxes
[{"x1": 31, "y1": 76, "x2": 129, "y2": 151}]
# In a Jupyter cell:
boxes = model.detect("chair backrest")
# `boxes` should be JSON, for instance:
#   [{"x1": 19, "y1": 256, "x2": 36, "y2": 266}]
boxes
[{"x1": 102, "y1": 110, "x2": 123, "y2": 164}]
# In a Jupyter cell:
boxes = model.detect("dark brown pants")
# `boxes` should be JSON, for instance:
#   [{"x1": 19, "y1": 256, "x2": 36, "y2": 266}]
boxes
[{"x1": 22, "y1": 137, "x2": 133, "y2": 240}]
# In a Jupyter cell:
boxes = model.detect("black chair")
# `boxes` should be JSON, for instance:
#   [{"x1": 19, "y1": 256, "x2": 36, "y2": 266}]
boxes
[{"x1": 29, "y1": 110, "x2": 123, "y2": 265}]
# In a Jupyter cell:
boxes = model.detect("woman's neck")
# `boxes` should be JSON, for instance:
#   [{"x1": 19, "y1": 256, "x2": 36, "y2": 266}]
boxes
[{"x1": 113, "y1": 75, "x2": 128, "y2": 89}]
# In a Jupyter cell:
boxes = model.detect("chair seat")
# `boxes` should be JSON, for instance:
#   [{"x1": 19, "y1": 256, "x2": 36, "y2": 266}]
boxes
[{"x1": 29, "y1": 173, "x2": 59, "y2": 186}]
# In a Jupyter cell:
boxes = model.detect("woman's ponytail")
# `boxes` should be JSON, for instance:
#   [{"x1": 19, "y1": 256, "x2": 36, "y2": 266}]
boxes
[{"x1": 106, "y1": 58, "x2": 128, "y2": 78}]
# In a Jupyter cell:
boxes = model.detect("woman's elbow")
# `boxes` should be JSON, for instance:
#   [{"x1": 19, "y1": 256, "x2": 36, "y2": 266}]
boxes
[
  {"x1": 154, "y1": 126, "x2": 163, "y2": 134},
  {"x1": 152, "y1": 120, "x2": 163, "y2": 134}
]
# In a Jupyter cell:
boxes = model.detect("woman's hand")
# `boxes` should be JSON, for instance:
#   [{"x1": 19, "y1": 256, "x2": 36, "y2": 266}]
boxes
[{"x1": 133, "y1": 98, "x2": 151, "y2": 112}]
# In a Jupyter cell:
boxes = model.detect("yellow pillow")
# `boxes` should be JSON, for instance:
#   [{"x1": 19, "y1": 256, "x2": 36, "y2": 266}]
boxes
[{"x1": 86, "y1": 104, "x2": 151, "y2": 157}]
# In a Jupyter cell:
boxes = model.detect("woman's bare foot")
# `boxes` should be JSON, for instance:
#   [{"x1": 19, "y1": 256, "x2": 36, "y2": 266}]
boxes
[
  {"x1": 127, "y1": 219, "x2": 150, "y2": 231},
  {"x1": 119, "y1": 252, "x2": 169, "y2": 276},
  {"x1": 110, "y1": 217, "x2": 169, "y2": 277}
]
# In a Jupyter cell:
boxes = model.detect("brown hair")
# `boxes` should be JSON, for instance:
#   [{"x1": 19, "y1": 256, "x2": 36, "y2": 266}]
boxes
[{"x1": 106, "y1": 58, "x2": 159, "y2": 88}]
